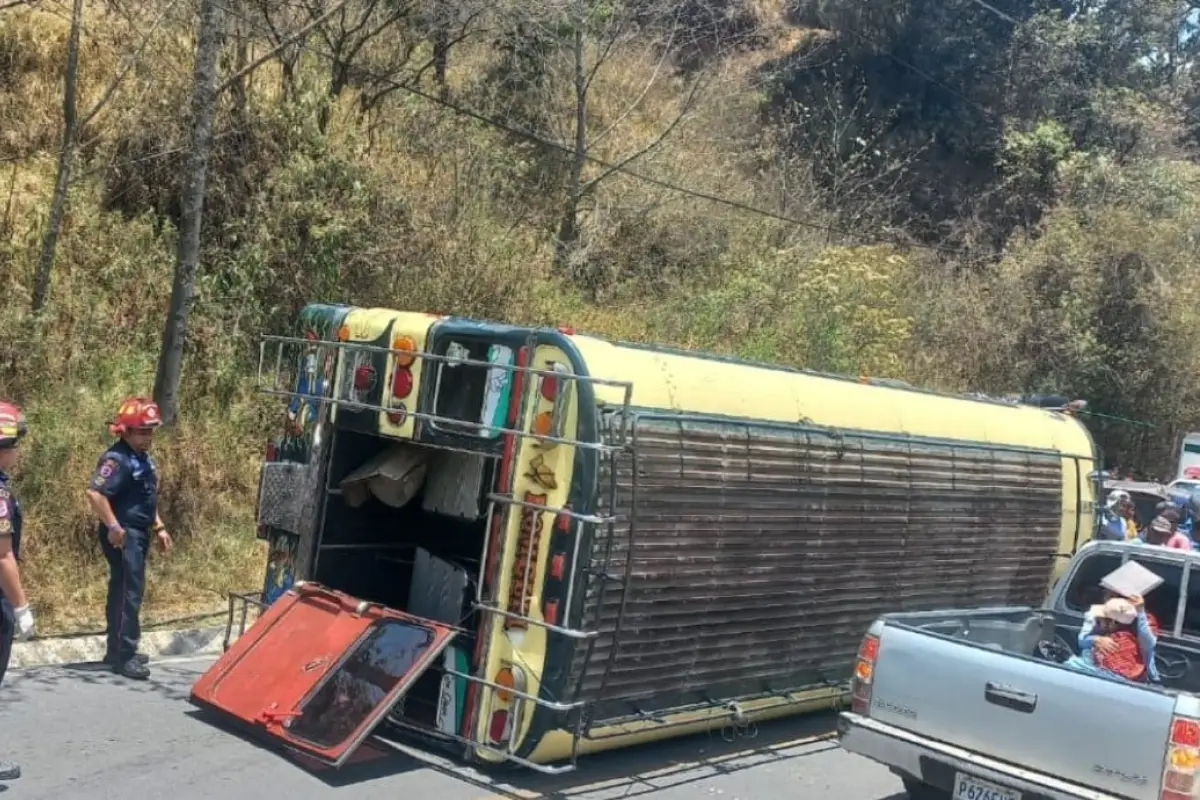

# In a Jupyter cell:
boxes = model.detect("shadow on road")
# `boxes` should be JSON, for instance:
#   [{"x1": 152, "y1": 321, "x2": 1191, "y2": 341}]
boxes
[
  {"x1": 4, "y1": 658, "x2": 877, "y2": 798},
  {"x1": 184, "y1": 702, "x2": 844, "y2": 796},
  {"x1": 2, "y1": 657, "x2": 201, "y2": 706},
  {"x1": 428, "y1": 711, "x2": 844, "y2": 799}
]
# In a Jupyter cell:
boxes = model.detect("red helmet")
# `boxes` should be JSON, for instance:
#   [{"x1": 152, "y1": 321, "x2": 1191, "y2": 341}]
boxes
[
  {"x1": 109, "y1": 396, "x2": 162, "y2": 435},
  {"x1": 0, "y1": 402, "x2": 27, "y2": 449}
]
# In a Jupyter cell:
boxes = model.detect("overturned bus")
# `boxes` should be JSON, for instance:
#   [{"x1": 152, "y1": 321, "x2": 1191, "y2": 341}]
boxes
[{"x1": 190, "y1": 303, "x2": 1100, "y2": 774}]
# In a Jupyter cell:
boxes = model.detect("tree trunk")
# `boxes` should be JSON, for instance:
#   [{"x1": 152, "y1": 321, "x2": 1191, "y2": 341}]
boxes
[
  {"x1": 30, "y1": 0, "x2": 83, "y2": 315},
  {"x1": 231, "y1": 2, "x2": 249, "y2": 126},
  {"x1": 553, "y1": 22, "x2": 587, "y2": 273},
  {"x1": 153, "y1": 0, "x2": 225, "y2": 426}
]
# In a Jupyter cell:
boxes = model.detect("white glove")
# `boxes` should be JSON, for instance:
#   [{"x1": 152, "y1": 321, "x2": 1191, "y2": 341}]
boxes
[{"x1": 12, "y1": 605, "x2": 34, "y2": 641}]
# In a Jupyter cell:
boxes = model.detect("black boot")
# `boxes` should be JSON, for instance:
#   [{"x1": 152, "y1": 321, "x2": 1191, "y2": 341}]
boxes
[
  {"x1": 0, "y1": 760, "x2": 21, "y2": 780},
  {"x1": 103, "y1": 652, "x2": 149, "y2": 665},
  {"x1": 114, "y1": 657, "x2": 151, "y2": 680}
]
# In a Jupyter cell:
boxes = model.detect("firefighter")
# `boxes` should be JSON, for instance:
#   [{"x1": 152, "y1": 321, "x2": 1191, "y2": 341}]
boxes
[
  {"x1": 84, "y1": 396, "x2": 172, "y2": 680},
  {"x1": 0, "y1": 401, "x2": 37, "y2": 781}
]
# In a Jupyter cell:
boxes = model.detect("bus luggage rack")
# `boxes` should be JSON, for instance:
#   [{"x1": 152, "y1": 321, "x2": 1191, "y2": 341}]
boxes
[
  {"x1": 255, "y1": 334, "x2": 635, "y2": 452},
  {"x1": 253, "y1": 331, "x2": 642, "y2": 772},
  {"x1": 256, "y1": 331, "x2": 637, "y2": 643}
]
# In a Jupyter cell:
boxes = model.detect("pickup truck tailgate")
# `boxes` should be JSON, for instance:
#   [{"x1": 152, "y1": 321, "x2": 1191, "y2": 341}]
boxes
[{"x1": 870, "y1": 623, "x2": 1174, "y2": 799}]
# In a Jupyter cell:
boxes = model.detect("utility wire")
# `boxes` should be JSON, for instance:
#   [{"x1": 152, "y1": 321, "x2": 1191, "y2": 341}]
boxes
[{"x1": 268, "y1": 28, "x2": 967, "y2": 254}]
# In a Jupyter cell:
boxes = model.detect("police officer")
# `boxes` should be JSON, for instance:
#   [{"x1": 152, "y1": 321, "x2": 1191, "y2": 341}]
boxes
[
  {"x1": 84, "y1": 396, "x2": 172, "y2": 680},
  {"x1": 0, "y1": 401, "x2": 37, "y2": 781}
]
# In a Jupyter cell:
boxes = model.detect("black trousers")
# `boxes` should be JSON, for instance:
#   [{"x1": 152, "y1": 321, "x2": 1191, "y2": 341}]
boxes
[
  {"x1": 98, "y1": 528, "x2": 148, "y2": 663},
  {"x1": 0, "y1": 597, "x2": 12, "y2": 687}
]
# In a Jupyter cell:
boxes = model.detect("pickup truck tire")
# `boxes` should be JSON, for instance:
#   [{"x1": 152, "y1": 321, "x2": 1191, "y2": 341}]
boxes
[{"x1": 901, "y1": 776, "x2": 951, "y2": 800}]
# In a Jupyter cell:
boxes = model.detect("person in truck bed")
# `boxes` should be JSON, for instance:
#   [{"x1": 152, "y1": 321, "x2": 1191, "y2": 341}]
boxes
[
  {"x1": 1068, "y1": 595, "x2": 1159, "y2": 683},
  {"x1": 1137, "y1": 514, "x2": 1193, "y2": 550}
]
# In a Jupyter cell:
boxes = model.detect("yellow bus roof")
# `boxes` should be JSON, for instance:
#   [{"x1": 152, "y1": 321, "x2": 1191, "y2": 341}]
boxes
[{"x1": 569, "y1": 334, "x2": 1096, "y2": 459}]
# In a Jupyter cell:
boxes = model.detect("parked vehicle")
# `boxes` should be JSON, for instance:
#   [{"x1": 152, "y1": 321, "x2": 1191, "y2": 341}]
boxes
[
  {"x1": 1177, "y1": 433, "x2": 1200, "y2": 482},
  {"x1": 192, "y1": 304, "x2": 1099, "y2": 774},
  {"x1": 838, "y1": 539, "x2": 1200, "y2": 800}
]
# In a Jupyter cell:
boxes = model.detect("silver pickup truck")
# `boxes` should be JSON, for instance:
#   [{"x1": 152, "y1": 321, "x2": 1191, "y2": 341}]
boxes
[{"x1": 837, "y1": 540, "x2": 1200, "y2": 800}]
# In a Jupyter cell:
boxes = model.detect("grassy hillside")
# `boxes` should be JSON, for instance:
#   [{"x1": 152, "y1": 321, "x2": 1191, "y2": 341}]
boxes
[{"x1": 2, "y1": 0, "x2": 1200, "y2": 631}]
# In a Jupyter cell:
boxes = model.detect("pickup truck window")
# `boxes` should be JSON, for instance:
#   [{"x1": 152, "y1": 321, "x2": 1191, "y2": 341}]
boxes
[
  {"x1": 1063, "y1": 550, "x2": 1185, "y2": 633},
  {"x1": 1063, "y1": 552, "x2": 1123, "y2": 611},
  {"x1": 1183, "y1": 565, "x2": 1200, "y2": 637},
  {"x1": 1135, "y1": 557, "x2": 1184, "y2": 630}
]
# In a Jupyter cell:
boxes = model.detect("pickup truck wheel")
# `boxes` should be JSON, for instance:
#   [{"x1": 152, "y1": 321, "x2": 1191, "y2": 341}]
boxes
[{"x1": 901, "y1": 776, "x2": 951, "y2": 800}]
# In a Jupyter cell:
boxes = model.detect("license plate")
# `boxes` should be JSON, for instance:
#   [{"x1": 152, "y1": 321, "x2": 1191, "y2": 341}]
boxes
[{"x1": 953, "y1": 772, "x2": 1021, "y2": 800}]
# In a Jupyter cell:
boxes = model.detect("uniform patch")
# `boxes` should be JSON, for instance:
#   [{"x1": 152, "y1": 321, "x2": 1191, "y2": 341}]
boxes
[{"x1": 91, "y1": 457, "x2": 121, "y2": 490}]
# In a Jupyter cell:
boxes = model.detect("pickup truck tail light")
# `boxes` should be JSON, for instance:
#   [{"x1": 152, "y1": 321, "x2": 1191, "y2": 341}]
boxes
[
  {"x1": 1161, "y1": 714, "x2": 1200, "y2": 800},
  {"x1": 850, "y1": 633, "x2": 879, "y2": 714}
]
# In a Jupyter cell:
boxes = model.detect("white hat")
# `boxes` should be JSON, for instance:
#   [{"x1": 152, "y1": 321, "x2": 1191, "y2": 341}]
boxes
[
  {"x1": 1091, "y1": 597, "x2": 1137, "y2": 625},
  {"x1": 1107, "y1": 490, "x2": 1131, "y2": 509}
]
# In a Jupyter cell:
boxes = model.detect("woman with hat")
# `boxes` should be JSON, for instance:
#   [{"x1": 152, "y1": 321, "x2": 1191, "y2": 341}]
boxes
[{"x1": 1068, "y1": 594, "x2": 1159, "y2": 683}]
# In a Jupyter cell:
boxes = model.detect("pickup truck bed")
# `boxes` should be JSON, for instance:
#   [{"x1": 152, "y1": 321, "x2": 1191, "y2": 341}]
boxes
[{"x1": 838, "y1": 607, "x2": 1200, "y2": 800}]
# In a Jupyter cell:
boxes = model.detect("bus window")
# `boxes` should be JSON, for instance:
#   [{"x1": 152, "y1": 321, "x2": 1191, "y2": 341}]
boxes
[{"x1": 430, "y1": 339, "x2": 503, "y2": 436}]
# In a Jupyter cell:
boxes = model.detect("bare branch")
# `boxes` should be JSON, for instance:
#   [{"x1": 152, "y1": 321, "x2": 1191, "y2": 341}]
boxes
[
  {"x1": 216, "y1": 0, "x2": 352, "y2": 95},
  {"x1": 587, "y1": 14, "x2": 679, "y2": 149},
  {"x1": 80, "y1": 0, "x2": 183, "y2": 129},
  {"x1": 578, "y1": 72, "x2": 708, "y2": 200}
]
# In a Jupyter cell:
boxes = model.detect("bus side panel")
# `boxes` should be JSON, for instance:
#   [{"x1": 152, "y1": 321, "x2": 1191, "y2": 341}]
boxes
[{"x1": 565, "y1": 415, "x2": 1065, "y2": 723}]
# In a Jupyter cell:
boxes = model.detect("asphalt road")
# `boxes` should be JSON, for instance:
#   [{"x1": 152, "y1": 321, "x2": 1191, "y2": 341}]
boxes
[{"x1": 0, "y1": 656, "x2": 908, "y2": 799}]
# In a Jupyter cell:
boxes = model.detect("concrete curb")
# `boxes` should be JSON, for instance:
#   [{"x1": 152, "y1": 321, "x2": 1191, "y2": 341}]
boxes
[{"x1": 9, "y1": 625, "x2": 229, "y2": 669}]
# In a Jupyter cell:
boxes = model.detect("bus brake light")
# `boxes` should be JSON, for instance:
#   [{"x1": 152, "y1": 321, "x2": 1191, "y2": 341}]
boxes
[
  {"x1": 392, "y1": 366, "x2": 413, "y2": 399},
  {"x1": 353, "y1": 365, "x2": 376, "y2": 392}
]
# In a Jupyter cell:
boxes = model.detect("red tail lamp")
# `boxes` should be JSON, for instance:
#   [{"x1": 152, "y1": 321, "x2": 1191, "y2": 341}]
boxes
[
  {"x1": 541, "y1": 375, "x2": 559, "y2": 401},
  {"x1": 353, "y1": 364, "x2": 376, "y2": 392},
  {"x1": 392, "y1": 366, "x2": 414, "y2": 399},
  {"x1": 489, "y1": 710, "x2": 509, "y2": 744}
]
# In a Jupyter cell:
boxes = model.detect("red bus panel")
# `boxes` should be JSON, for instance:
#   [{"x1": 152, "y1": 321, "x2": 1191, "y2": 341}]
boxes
[{"x1": 190, "y1": 583, "x2": 456, "y2": 768}]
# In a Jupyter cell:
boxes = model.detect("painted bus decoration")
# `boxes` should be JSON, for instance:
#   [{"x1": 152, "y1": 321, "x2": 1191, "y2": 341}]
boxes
[{"x1": 191, "y1": 304, "x2": 1100, "y2": 774}]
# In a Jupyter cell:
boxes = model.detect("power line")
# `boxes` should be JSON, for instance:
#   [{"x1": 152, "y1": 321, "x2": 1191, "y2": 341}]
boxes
[{"x1": 268, "y1": 29, "x2": 966, "y2": 254}]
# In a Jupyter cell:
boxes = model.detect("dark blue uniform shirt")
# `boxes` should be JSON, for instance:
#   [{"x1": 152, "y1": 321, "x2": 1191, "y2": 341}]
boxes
[
  {"x1": 0, "y1": 469, "x2": 21, "y2": 565},
  {"x1": 88, "y1": 441, "x2": 159, "y2": 532}
]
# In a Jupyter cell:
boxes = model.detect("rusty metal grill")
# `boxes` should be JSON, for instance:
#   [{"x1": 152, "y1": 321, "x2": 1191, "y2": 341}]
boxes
[{"x1": 567, "y1": 416, "x2": 1064, "y2": 718}]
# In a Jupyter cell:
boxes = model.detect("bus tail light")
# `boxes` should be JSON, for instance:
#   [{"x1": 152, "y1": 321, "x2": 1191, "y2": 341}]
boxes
[
  {"x1": 1161, "y1": 715, "x2": 1200, "y2": 799},
  {"x1": 353, "y1": 364, "x2": 376, "y2": 392},
  {"x1": 850, "y1": 633, "x2": 879, "y2": 715},
  {"x1": 487, "y1": 664, "x2": 526, "y2": 746},
  {"x1": 391, "y1": 366, "x2": 413, "y2": 399},
  {"x1": 392, "y1": 335, "x2": 417, "y2": 368},
  {"x1": 488, "y1": 710, "x2": 509, "y2": 744}
]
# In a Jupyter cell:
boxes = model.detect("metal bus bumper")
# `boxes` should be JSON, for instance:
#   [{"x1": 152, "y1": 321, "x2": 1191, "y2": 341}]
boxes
[{"x1": 836, "y1": 712, "x2": 1122, "y2": 800}]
